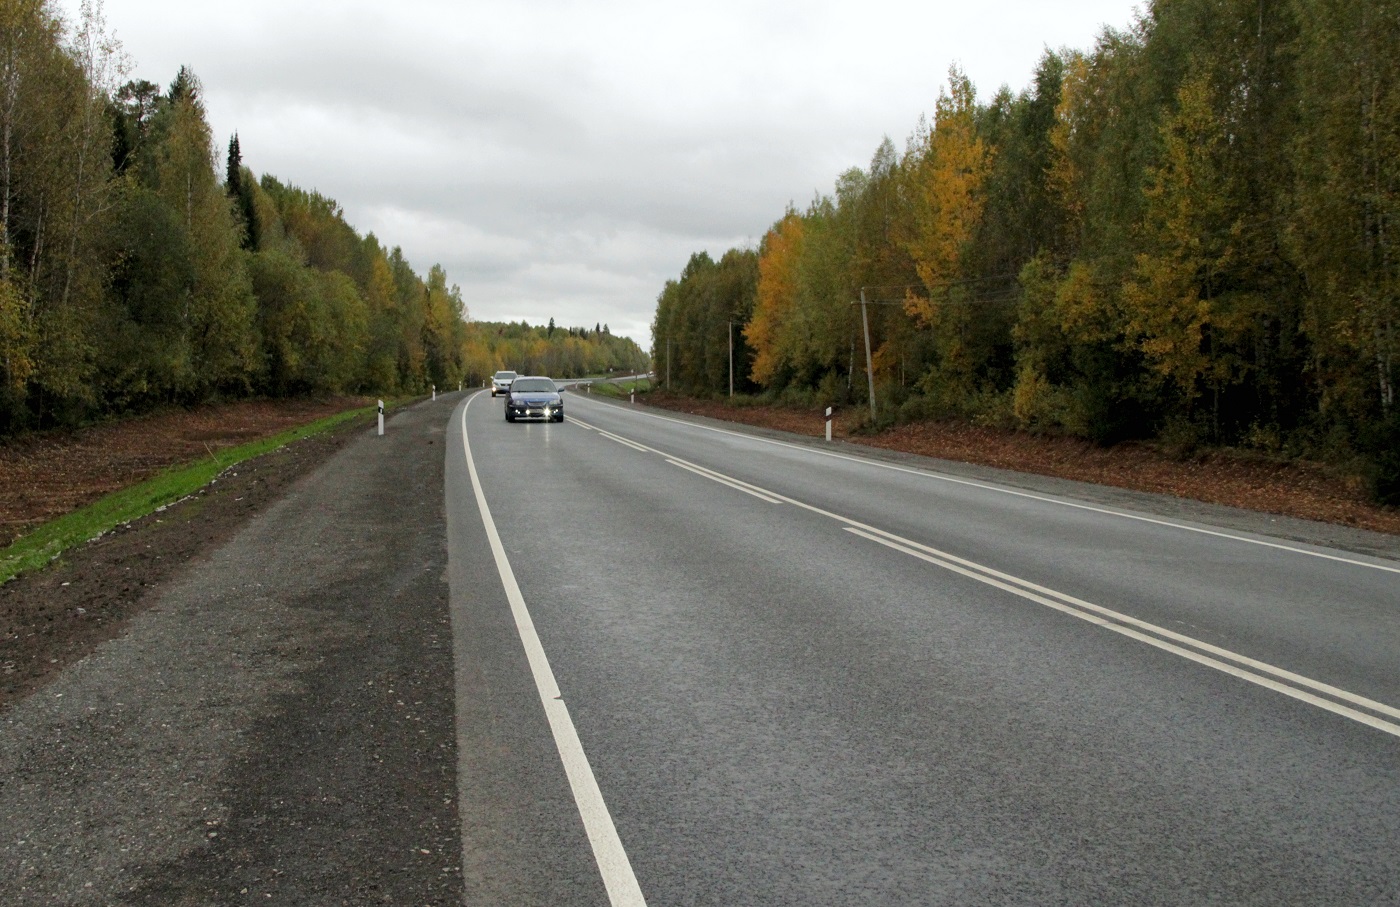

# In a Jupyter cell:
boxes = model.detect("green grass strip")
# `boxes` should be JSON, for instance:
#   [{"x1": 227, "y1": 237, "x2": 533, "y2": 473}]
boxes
[
  {"x1": 587, "y1": 377, "x2": 651, "y2": 399},
  {"x1": 0, "y1": 405, "x2": 374, "y2": 585}
]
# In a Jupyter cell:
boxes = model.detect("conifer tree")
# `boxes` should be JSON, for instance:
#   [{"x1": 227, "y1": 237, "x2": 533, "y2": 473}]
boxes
[{"x1": 225, "y1": 133, "x2": 241, "y2": 196}]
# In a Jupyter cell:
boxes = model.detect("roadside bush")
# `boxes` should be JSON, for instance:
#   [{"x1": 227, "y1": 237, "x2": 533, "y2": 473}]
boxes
[{"x1": 1363, "y1": 412, "x2": 1400, "y2": 506}]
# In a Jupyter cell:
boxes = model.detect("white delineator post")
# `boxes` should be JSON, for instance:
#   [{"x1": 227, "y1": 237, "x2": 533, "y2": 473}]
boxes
[
  {"x1": 377, "y1": 400, "x2": 384, "y2": 436},
  {"x1": 432, "y1": 384, "x2": 437, "y2": 401},
  {"x1": 826, "y1": 406, "x2": 833, "y2": 442}
]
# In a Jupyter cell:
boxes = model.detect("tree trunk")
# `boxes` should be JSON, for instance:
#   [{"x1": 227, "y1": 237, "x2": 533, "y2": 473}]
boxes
[{"x1": 0, "y1": 38, "x2": 19, "y2": 281}]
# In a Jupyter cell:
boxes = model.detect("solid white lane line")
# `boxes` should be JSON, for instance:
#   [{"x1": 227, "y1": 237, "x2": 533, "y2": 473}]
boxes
[
  {"x1": 563, "y1": 406, "x2": 1400, "y2": 738},
  {"x1": 606, "y1": 434, "x2": 650, "y2": 453},
  {"x1": 569, "y1": 396, "x2": 1400, "y2": 575},
  {"x1": 841, "y1": 526, "x2": 1400, "y2": 723},
  {"x1": 570, "y1": 416, "x2": 651, "y2": 452},
  {"x1": 461, "y1": 398, "x2": 647, "y2": 907},
  {"x1": 570, "y1": 401, "x2": 1400, "y2": 735},
  {"x1": 844, "y1": 527, "x2": 1400, "y2": 739},
  {"x1": 670, "y1": 460, "x2": 781, "y2": 498},
  {"x1": 667, "y1": 460, "x2": 784, "y2": 504},
  {"x1": 571, "y1": 415, "x2": 782, "y2": 501}
]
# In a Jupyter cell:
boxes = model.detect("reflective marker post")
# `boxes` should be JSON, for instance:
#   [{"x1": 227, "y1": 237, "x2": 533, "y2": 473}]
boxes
[
  {"x1": 826, "y1": 406, "x2": 833, "y2": 442},
  {"x1": 432, "y1": 384, "x2": 436, "y2": 401},
  {"x1": 377, "y1": 399, "x2": 384, "y2": 436}
]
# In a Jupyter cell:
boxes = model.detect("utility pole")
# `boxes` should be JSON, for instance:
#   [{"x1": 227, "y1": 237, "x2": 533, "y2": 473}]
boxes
[
  {"x1": 854, "y1": 286, "x2": 921, "y2": 424},
  {"x1": 860, "y1": 288, "x2": 876, "y2": 422}
]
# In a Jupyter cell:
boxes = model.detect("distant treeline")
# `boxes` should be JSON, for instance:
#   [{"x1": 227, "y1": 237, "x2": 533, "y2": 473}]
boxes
[
  {"x1": 652, "y1": 0, "x2": 1400, "y2": 502},
  {"x1": 0, "y1": 2, "x2": 475, "y2": 434},
  {"x1": 461, "y1": 319, "x2": 649, "y2": 387}
]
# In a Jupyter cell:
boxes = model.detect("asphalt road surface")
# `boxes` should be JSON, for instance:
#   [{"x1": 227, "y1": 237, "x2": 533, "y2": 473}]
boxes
[
  {"x1": 3, "y1": 388, "x2": 1398, "y2": 905},
  {"x1": 448, "y1": 389, "x2": 1400, "y2": 906}
]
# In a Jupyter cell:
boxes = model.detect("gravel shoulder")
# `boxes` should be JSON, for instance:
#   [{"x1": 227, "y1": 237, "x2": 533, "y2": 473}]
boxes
[
  {"x1": 1, "y1": 412, "x2": 367, "y2": 708},
  {"x1": 0, "y1": 395, "x2": 464, "y2": 905}
]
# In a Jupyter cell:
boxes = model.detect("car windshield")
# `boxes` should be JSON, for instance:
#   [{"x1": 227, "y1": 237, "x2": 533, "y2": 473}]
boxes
[
  {"x1": 494, "y1": 371, "x2": 517, "y2": 381},
  {"x1": 510, "y1": 378, "x2": 555, "y2": 393}
]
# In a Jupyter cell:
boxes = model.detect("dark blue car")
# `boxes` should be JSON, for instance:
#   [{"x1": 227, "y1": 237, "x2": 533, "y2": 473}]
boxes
[{"x1": 504, "y1": 376, "x2": 564, "y2": 423}]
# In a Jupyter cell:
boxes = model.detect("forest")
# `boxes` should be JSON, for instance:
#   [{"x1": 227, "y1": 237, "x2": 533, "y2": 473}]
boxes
[
  {"x1": 0, "y1": 1, "x2": 645, "y2": 436},
  {"x1": 459, "y1": 319, "x2": 649, "y2": 388},
  {"x1": 651, "y1": 0, "x2": 1400, "y2": 503}
]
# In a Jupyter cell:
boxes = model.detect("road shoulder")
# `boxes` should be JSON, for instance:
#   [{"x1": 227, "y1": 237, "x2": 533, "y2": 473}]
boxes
[{"x1": 0, "y1": 395, "x2": 464, "y2": 905}]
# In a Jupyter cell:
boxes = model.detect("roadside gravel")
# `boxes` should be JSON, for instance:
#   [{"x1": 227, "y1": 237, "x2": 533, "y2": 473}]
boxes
[{"x1": 0, "y1": 395, "x2": 464, "y2": 905}]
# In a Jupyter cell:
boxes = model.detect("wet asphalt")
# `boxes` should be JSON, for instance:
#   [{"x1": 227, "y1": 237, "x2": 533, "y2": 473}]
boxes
[
  {"x1": 3, "y1": 387, "x2": 1399, "y2": 906},
  {"x1": 448, "y1": 389, "x2": 1400, "y2": 906}
]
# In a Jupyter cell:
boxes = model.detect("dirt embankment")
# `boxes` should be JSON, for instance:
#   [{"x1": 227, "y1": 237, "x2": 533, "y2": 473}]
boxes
[{"x1": 0, "y1": 398, "x2": 367, "y2": 546}]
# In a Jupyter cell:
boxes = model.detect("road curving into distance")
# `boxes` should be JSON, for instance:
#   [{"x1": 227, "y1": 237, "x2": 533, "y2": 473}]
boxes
[{"x1": 447, "y1": 387, "x2": 1400, "y2": 906}]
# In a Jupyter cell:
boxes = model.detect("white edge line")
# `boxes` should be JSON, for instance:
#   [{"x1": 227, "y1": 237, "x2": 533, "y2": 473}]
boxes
[
  {"x1": 844, "y1": 527, "x2": 1400, "y2": 739},
  {"x1": 460, "y1": 396, "x2": 647, "y2": 906},
  {"x1": 572, "y1": 397, "x2": 1400, "y2": 575}
]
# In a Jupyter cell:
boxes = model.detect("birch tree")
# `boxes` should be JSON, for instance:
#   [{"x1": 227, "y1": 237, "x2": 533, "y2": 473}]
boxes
[{"x1": 1290, "y1": 0, "x2": 1400, "y2": 422}]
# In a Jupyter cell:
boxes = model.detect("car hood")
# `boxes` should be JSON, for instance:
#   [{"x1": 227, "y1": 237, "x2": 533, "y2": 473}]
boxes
[{"x1": 509, "y1": 391, "x2": 560, "y2": 403}]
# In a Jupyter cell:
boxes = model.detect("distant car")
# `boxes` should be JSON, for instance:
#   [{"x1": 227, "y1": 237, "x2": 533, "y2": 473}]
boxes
[
  {"x1": 491, "y1": 370, "x2": 518, "y2": 396},
  {"x1": 504, "y1": 376, "x2": 564, "y2": 423}
]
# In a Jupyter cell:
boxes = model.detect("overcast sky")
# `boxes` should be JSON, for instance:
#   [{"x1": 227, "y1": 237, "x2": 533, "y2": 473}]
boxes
[{"x1": 59, "y1": 0, "x2": 1142, "y2": 351}]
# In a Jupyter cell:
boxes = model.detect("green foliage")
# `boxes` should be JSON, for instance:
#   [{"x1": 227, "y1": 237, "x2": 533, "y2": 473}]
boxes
[
  {"x1": 587, "y1": 376, "x2": 651, "y2": 400},
  {"x1": 653, "y1": 248, "x2": 757, "y2": 394},
  {"x1": 652, "y1": 0, "x2": 1400, "y2": 499},
  {"x1": 1289, "y1": 0, "x2": 1400, "y2": 428},
  {"x1": 0, "y1": 14, "x2": 485, "y2": 436},
  {"x1": 464, "y1": 320, "x2": 648, "y2": 387}
]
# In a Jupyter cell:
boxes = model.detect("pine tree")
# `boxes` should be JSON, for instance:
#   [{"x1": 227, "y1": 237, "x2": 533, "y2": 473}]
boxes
[
  {"x1": 167, "y1": 64, "x2": 196, "y2": 104},
  {"x1": 226, "y1": 133, "x2": 241, "y2": 196}
]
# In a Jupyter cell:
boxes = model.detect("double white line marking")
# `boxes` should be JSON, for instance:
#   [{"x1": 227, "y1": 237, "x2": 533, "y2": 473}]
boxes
[
  {"x1": 667, "y1": 460, "x2": 785, "y2": 504},
  {"x1": 577, "y1": 417, "x2": 783, "y2": 503},
  {"x1": 573, "y1": 411, "x2": 1400, "y2": 740},
  {"x1": 845, "y1": 526, "x2": 1400, "y2": 738}
]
